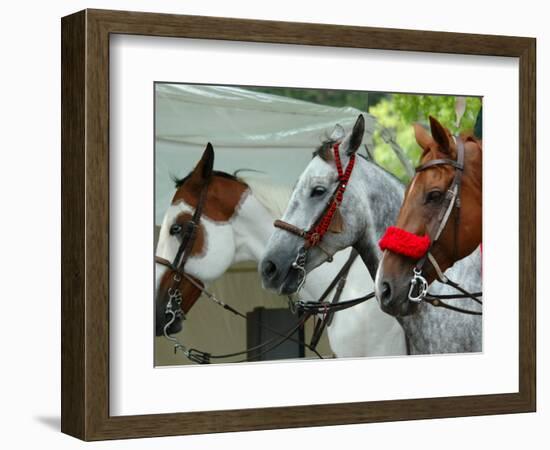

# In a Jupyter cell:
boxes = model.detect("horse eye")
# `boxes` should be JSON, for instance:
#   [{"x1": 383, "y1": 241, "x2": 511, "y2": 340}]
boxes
[
  {"x1": 170, "y1": 224, "x2": 183, "y2": 235},
  {"x1": 310, "y1": 186, "x2": 327, "y2": 198},
  {"x1": 425, "y1": 190, "x2": 443, "y2": 204}
]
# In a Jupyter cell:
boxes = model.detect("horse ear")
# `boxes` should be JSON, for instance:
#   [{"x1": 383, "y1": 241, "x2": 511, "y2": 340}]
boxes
[
  {"x1": 191, "y1": 142, "x2": 215, "y2": 182},
  {"x1": 428, "y1": 116, "x2": 451, "y2": 154},
  {"x1": 413, "y1": 123, "x2": 433, "y2": 151},
  {"x1": 347, "y1": 114, "x2": 365, "y2": 155}
]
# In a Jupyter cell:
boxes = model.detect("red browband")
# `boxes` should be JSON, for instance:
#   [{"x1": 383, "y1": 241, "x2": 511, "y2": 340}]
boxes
[
  {"x1": 379, "y1": 226, "x2": 431, "y2": 259},
  {"x1": 306, "y1": 143, "x2": 355, "y2": 248}
]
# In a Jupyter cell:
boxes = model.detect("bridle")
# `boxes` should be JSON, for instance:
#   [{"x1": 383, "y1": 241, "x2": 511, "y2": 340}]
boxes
[
  {"x1": 155, "y1": 163, "x2": 213, "y2": 361},
  {"x1": 379, "y1": 136, "x2": 482, "y2": 310},
  {"x1": 273, "y1": 142, "x2": 355, "y2": 290},
  {"x1": 410, "y1": 135, "x2": 465, "y2": 301}
]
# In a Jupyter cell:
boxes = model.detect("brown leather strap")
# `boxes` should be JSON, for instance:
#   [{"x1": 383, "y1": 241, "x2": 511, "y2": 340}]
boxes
[
  {"x1": 416, "y1": 158, "x2": 463, "y2": 172},
  {"x1": 309, "y1": 249, "x2": 360, "y2": 350},
  {"x1": 155, "y1": 255, "x2": 173, "y2": 269},
  {"x1": 273, "y1": 219, "x2": 308, "y2": 239},
  {"x1": 173, "y1": 172, "x2": 212, "y2": 270},
  {"x1": 414, "y1": 137, "x2": 465, "y2": 274}
]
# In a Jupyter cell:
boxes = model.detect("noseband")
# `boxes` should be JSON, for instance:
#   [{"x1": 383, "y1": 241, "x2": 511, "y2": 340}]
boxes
[
  {"x1": 273, "y1": 142, "x2": 356, "y2": 289},
  {"x1": 379, "y1": 136, "x2": 477, "y2": 303}
]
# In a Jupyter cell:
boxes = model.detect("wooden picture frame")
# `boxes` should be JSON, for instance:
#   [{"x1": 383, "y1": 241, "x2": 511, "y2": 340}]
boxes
[{"x1": 61, "y1": 9, "x2": 536, "y2": 441}]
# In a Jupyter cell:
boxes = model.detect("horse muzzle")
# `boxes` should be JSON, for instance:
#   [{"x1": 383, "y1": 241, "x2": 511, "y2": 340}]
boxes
[
  {"x1": 375, "y1": 268, "x2": 418, "y2": 317},
  {"x1": 260, "y1": 253, "x2": 305, "y2": 295}
]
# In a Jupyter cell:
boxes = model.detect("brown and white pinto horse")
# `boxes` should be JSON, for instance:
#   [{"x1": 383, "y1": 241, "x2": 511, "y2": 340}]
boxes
[{"x1": 375, "y1": 116, "x2": 482, "y2": 316}]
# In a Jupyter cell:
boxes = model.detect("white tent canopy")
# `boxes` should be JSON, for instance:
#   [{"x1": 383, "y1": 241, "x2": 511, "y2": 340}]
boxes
[{"x1": 155, "y1": 84, "x2": 377, "y2": 225}]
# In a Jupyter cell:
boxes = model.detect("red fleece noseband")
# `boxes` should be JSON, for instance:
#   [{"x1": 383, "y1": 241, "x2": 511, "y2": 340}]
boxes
[{"x1": 379, "y1": 226, "x2": 431, "y2": 259}]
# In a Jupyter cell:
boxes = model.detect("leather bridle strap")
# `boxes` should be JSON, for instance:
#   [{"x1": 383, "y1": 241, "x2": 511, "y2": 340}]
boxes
[
  {"x1": 413, "y1": 136, "x2": 465, "y2": 275},
  {"x1": 155, "y1": 255, "x2": 178, "y2": 272},
  {"x1": 424, "y1": 296, "x2": 482, "y2": 315},
  {"x1": 273, "y1": 220, "x2": 309, "y2": 240},
  {"x1": 172, "y1": 173, "x2": 212, "y2": 271},
  {"x1": 309, "y1": 249, "x2": 359, "y2": 350}
]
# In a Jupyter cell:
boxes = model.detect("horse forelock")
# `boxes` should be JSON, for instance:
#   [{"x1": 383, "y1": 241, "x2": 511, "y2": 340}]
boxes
[{"x1": 312, "y1": 139, "x2": 337, "y2": 162}]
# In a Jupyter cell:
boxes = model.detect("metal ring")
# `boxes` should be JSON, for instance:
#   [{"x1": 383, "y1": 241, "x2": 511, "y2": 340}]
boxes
[{"x1": 408, "y1": 270, "x2": 428, "y2": 303}]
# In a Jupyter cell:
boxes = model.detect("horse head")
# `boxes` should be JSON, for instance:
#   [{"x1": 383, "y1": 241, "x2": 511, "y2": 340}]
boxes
[
  {"x1": 375, "y1": 115, "x2": 482, "y2": 316},
  {"x1": 260, "y1": 115, "x2": 372, "y2": 295},
  {"x1": 154, "y1": 143, "x2": 250, "y2": 335}
]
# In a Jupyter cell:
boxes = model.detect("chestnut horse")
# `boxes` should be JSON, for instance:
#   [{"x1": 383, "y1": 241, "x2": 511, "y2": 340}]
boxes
[{"x1": 375, "y1": 116, "x2": 482, "y2": 315}]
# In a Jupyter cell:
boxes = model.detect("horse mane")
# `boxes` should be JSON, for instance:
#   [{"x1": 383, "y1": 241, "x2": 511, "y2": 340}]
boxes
[
  {"x1": 314, "y1": 136, "x2": 405, "y2": 186},
  {"x1": 459, "y1": 130, "x2": 482, "y2": 149},
  {"x1": 172, "y1": 170, "x2": 245, "y2": 189},
  {"x1": 172, "y1": 169, "x2": 289, "y2": 219},
  {"x1": 239, "y1": 175, "x2": 293, "y2": 219}
]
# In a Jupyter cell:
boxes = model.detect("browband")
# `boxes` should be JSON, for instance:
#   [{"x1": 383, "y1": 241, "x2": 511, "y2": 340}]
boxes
[{"x1": 415, "y1": 158, "x2": 463, "y2": 172}]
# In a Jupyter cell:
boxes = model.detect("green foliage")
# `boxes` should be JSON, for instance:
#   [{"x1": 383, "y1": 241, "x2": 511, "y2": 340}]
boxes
[
  {"x1": 245, "y1": 86, "x2": 388, "y2": 111},
  {"x1": 241, "y1": 86, "x2": 481, "y2": 182},
  {"x1": 369, "y1": 95, "x2": 481, "y2": 181}
]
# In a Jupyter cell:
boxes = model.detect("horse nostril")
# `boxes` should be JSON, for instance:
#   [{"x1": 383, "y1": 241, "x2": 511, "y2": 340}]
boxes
[
  {"x1": 380, "y1": 281, "x2": 392, "y2": 304},
  {"x1": 262, "y1": 260, "x2": 278, "y2": 280}
]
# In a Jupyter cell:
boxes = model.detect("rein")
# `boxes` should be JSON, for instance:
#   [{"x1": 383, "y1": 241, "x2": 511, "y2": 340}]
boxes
[
  {"x1": 156, "y1": 256, "x2": 323, "y2": 363},
  {"x1": 308, "y1": 249, "x2": 359, "y2": 350},
  {"x1": 379, "y1": 136, "x2": 482, "y2": 310},
  {"x1": 157, "y1": 250, "x2": 379, "y2": 363}
]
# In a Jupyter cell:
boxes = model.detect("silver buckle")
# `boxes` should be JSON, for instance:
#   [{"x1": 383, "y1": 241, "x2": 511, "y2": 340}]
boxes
[
  {"x1": 408, "y1": 268, "x2": 428, "y2": 303},
  {"x1": 291, "y1": 247, "x2": 307, "y2": 293}
]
